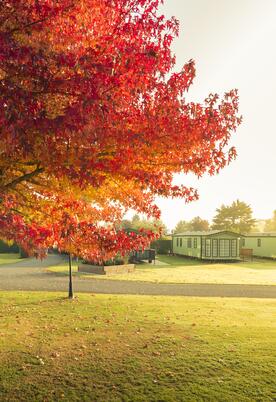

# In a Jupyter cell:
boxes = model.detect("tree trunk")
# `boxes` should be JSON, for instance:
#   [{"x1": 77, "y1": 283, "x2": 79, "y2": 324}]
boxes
[{"x1": 68, "y1": 253, "x2": 73, "y2": 299}]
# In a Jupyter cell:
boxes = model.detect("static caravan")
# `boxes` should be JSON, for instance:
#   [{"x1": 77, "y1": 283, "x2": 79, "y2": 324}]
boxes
[
  {"x1": 172, "y1": 230, "x2": 242, "y2": 261},
  {"x1": 242, "y1": 233, "x2": 276, "y2": 259}
]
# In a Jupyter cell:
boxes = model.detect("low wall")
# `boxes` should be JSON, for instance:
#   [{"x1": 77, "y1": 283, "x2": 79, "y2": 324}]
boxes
[{"x1": 78, "y1": 264, "x2": 135, "y2": 275}]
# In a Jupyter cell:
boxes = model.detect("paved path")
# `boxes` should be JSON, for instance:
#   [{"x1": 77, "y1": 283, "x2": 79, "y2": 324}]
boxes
[
  {"x1": 0, "y1": 256, "x2": 276, "y2": 298},
  {"x1": 153, "y1": 259, "x2": 169, "y2": 266}
]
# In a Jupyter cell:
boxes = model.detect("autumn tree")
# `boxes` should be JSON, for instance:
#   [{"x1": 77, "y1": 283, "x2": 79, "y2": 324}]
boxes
[
  {"x1": 264, "y1": 211, "x2": 276, "y2": 232},
  {"x1": 212, "y1": 200, "x2": 255, "y2": 233},
  {"x1": 174, "y1": 217, "x2": 209, "y2": 233},
  {"x1": 251, "y1": 219, "x2": 266, "y2": 233},
  {"x1": 0, "y1": 0, "x2": 241, "y2": 262},
  {"x1": 120, "y1": 215, "x2": 167, "y2": 234},
  {"x1": 174, "y1": 220, "x2": 190, "y2": 234},
  {"x1": 188, "y1": 216, "x2": 209, "y2": 231}
]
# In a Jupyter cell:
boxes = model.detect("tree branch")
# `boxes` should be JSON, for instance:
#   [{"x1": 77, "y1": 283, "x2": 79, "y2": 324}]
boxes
[
  {"x1": 4, "y1": 166, "x2": 44, "y2": 190},
  {"x1": 7, "y1": 3, "x2": 74, "y2": 35}
]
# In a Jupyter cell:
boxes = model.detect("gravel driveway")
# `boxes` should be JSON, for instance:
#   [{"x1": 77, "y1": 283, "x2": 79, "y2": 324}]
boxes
[{"x1": 0, "y1": 255, "x2": 276, "y2": 298}]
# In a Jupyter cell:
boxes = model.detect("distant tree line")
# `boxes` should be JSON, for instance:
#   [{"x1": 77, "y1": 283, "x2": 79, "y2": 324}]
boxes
[
  {"x1": 118, "y1": 215, "x2": 168, "y2": 236},
  {"x1": 2, "y1": 201, "x2": 276, "y2": 256},
  {"x1": 174, "y1": 199, "x2": 257, "y2": 234},
  {"x1": 120, "y1": 201, "x2": 276, "y2": 237},
  {"x1": 174, "y1": 217, "x2": 209, "y2": 233}
]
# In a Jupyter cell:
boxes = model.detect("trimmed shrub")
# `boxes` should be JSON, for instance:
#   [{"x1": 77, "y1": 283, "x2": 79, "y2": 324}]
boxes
[{"x1": 83, "y1": 255, "x2": 128, "y2": 266}]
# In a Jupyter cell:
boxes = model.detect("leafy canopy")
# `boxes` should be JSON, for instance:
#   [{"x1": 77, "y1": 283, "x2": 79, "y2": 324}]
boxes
[
  {"x1": 120, "y1": 214, "x2": 167, "y2": 235},
  {"x1": 0, "y1": 0, "x2": 241, "y2": 260},
  {"x1": 264, "y1": 211, "x2": 276, "y2": 232},
  {"x1": 212, "y1": 200, "x2": 255, "y2": 234},
  {"x1": 174, "y1": 217, "x2": 209, "y2": 233}
]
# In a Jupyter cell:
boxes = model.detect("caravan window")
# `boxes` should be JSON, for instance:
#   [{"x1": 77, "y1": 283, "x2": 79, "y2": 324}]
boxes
[
  {"x1": 219, "y1": 239, "x2": 230, "y2": 257},
  {"x1": 205, "y1": 239, "x2": 211, "y2": 257},
  {"x1": 231, "y1": 239, "x2": 237, "y2": 257},
  {"x1": 212, "y1": 239, "x2": 218, "y2": 257}
]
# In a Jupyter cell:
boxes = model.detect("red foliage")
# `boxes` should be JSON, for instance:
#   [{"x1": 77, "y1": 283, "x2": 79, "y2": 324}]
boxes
[{"x1": 0, "y1": 1, "x2": 241, "y2": 260}]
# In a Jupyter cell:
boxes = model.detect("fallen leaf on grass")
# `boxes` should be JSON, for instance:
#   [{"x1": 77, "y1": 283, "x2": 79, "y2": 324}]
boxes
[{"x1": 37, "y1": 357, "x2": 45, "y2": 365}]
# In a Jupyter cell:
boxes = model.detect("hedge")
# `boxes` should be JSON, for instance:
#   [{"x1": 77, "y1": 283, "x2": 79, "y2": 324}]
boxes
[
  {"x1": 150, "y1": 239, "x2": 172, "y2": 255},
  {"x1": 0, "y1": 240, "x2": 19, "y2": 253}
]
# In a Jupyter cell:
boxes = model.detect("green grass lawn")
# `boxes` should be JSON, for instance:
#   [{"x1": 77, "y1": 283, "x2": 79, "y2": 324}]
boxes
[
  {"x1": 156, "y1": 254, "x2": 210, "y2": 266},
  {"x1": 0, "y1": 291, "x2": 275, "y2": 401},
  {"x1": 46, "y1": 259, "x2": 79, "y2": 275},
  {"x1": 47, "y1": 255, "x2": 276, "y2": 285},
  {"x1": 0, "y1": 253, "x2": 21, "y2": 266}
]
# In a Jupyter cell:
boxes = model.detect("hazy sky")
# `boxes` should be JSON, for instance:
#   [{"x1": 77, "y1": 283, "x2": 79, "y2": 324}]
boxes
[{"x1": 155, "y1": 0, "x2": 276, "y2": 230}]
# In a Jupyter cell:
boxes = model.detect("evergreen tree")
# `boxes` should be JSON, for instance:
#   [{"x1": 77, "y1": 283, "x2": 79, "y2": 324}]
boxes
[{"x1": 212, "y1": 200, "x2": 256, "y2": 233}]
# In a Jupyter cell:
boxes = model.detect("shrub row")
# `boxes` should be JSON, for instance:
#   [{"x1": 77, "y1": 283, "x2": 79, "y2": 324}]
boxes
[
  {"x1": 0, "y1": 240, "x2": 19, "y2": 253},
  {"x1": 150, "y1": 239, "x2": 172, "y2": 255}
]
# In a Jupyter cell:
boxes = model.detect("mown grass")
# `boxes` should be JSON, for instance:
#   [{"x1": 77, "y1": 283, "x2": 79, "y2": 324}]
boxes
[
  {"x1": 157, "y1": 254, "x2": 276, "y2": 269},
  {"x1": 156, "y1": 254, "x2": 210, "y2": 266},
  {"x1": 0, "y1": 253, "x2": 21, "y2": 266},
  {"x1": 0, "y1": 291, "x2": 275, "y2": 401},
  {"x1": 47, "y1": 254, "x2": 276, "y2": 285}
]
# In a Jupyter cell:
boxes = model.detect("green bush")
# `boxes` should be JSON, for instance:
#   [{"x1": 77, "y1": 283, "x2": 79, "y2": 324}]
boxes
[
  {"x1": 83, "y1": 255, "x2": 128, "y2": 266},
  {"x1": 0, "y1": 240, "x2": 19, "y2": 253}
]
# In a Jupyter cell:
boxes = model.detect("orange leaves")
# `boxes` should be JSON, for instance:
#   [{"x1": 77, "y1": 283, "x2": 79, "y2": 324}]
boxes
[{"x1": 0, "y1": 1, "x2": 241, "y2": 259}]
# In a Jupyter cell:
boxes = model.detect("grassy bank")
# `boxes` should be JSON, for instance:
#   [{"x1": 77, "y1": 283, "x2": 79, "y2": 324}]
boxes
[{"x1": 0, "y1": 292, "x2": 275, "y2": 401}]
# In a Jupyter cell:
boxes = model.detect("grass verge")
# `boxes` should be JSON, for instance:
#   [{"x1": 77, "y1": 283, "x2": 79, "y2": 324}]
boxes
[
  {"x1": 0, "y1": 291, "x2": 275, "y2": 401},
  {"x1": 0, "y1": 253, "x2": 21, "y2": 266}
]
